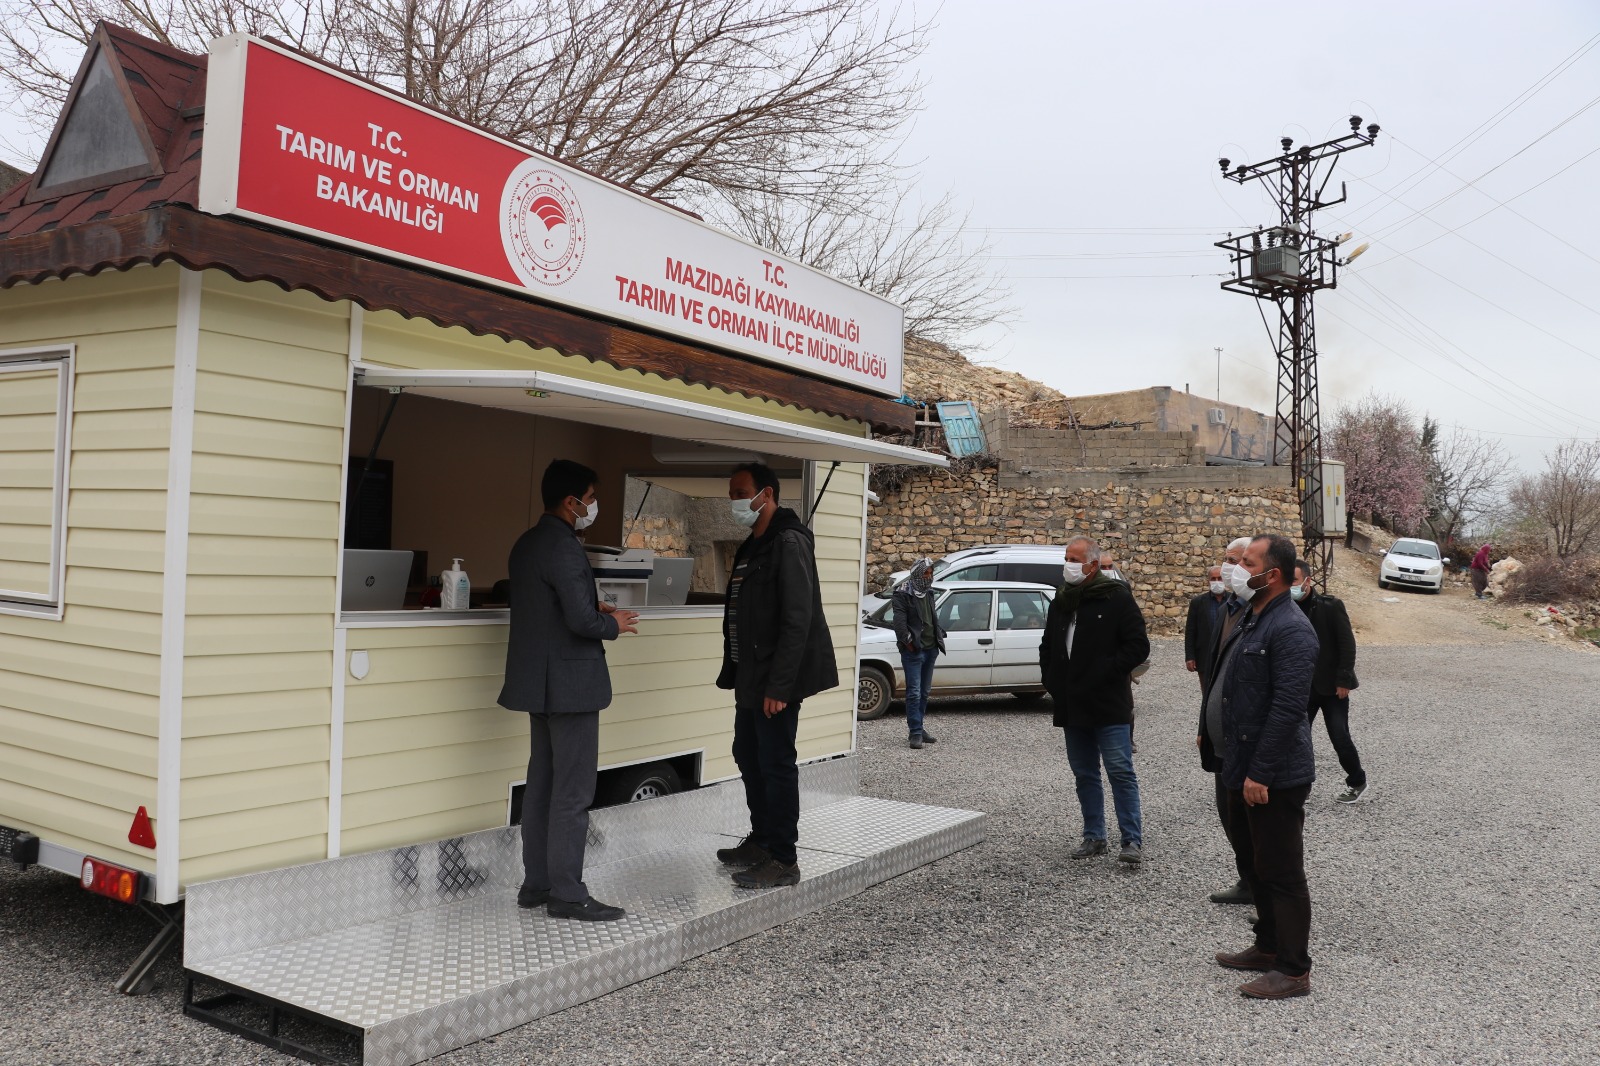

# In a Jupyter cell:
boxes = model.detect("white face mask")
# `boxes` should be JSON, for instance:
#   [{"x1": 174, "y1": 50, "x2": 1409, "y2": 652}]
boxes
[
  {"x1": 570, "y1": 497, "x2": 598, "y2": 531},
  {"x1": 1228, "y1": 564, "x2": 1257, "y2": 602},
  {"x1": 1220, "y1": 561, "x2": 1240, "y2": 588},
  {"x1": 731, "y1": 491, "x2": 766, "y2": 528},
  {"x1": 1062, "y1": 561, "x2": 1087, "y2": 586},
  {"x1": 1210, "y1": 580, "x2": 1227, "y2": 596}
]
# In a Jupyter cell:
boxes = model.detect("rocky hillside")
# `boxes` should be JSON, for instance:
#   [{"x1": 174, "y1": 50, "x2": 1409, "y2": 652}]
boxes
[{"x1": 902, "y1": 337, "x2": 1065, "y2": 409}]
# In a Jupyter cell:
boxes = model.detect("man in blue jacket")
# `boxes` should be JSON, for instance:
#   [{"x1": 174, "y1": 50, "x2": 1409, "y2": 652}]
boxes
[{"x1": 1202, "y1": 533, "x2": 1319, "y2": 999}]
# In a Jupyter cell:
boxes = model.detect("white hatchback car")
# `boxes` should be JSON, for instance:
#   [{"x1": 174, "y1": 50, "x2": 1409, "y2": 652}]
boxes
[
  {"x1": 1379, "y1": 537, "x2": 1444, "y2": 592},
  {"x1": 856, "y1": 580, "x2": 1056, "y2": 719}
]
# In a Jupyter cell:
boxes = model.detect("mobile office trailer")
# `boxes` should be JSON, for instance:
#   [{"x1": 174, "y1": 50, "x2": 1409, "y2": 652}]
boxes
[{"x1": 0, "y1": 25, "x2": 944, "y2": 920}]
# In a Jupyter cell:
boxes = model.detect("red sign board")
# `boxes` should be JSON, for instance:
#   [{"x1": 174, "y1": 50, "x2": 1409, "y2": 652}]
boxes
[{"x1": 199, "y1": 36, "x2": 903, "y2": 395}]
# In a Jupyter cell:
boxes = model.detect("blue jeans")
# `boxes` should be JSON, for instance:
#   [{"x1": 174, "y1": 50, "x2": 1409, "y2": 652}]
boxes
[
  {"x1": 1062, "y1": 723, "x2": 1142, "y2": 847},
  {"x1": 900, "y1": 647, "x2": 939, "y2": 736}
]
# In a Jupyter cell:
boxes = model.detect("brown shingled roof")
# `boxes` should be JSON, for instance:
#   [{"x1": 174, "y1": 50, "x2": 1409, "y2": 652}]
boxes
[
  {"x1": 0, "y1": 24, "x2": 913, "y2": 434},
  {"x1": 0, "y1": 24, "x2": 204, "y2": 238}
]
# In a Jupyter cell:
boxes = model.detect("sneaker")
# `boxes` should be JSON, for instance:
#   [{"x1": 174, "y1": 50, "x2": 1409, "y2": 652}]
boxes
[
  {"x1": 1336, "y1": 783, "x2": 1369, "y2": 805},
  {"x1": 1209, "y1": 880, "x2": 1254, "y2": 906},
  {"x1": 716, "y1": 836, "x2": 771, "y2": 867},
  {"x1": 732, "y1": 858, "x2": 801, "y2": 889},
  {"x1": 546, "y1": 896, "x2": 626, "y2": 922},
  {"x1": 908, "y1": 733, "x2": 924, "y2": 749},
  {"x1": 1118, "y1": 842, "x2": 1143, "y2": 864},
  {"x1": 1070, "y1": 837, "x2": 1107, "y2": 859}
]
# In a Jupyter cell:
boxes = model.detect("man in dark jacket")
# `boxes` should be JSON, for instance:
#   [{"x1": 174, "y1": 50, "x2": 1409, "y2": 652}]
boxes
[
  {"x1": 715, "y1": 462, "x2": 839, "y2": 889},
  {"x1": 891, "y1": 557, "x2": 945, "y2": 749},
  {"x1": 1204, "y1": 537, "x2": 1256, "y2": 907},
  {"x1": 1040, "y1": 536, "x2": 1151, "y2": 864},
  {"x1": 499, "y1": 459, "x2": 638, "y2": 922},
  {"x1": 1293, "y1": 560, "x2": 1368, "y2": 803},
  {"x1": 1184, "y1": 564, "x2": 1227, "y2": 688},
  {"x1": 1203, "y1": 534, "x2": 1319, "y2": 999}
]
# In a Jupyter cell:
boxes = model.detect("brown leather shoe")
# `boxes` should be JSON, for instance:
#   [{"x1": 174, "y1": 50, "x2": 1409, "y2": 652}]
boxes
[
  {"x1": 1215, "y1": 946, "x2": 1278, "y2": 971},
  {"x1": 1239, "y1": 970, "x2": 1311, "y2": 1000}
]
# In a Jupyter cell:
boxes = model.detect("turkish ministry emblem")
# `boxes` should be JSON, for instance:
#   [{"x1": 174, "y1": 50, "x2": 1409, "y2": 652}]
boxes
[{"x1": 501, "y1": 161, "x2": 586, "y2": 286}]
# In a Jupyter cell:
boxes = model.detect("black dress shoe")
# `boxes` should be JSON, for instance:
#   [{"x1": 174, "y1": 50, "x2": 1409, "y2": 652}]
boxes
[
  {"x1": 546, "y1": 896, "x2": 626, "y2": 921},
  {"x1": 1209, "y1": 879, "x2": 1254, "y2": 905},
  {"x1": 731, "y1": 858, "x2": 801, "y2": 889},
  {"x1": 1070, "y1": 837, "x2": 1107, "y2": 859},
  {"x1": 920, "y1": 731, "x2": 938, "y2": 744},
  {"x1": 516, "y1": 887, "x2": 550, "y2": 908},
  {"x1": 716, "y1": 836, "x2": 771, "y2": 867}
]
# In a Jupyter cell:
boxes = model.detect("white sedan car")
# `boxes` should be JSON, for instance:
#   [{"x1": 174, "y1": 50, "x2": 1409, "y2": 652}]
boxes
[
  {"x1": 1379, "y1": 537, "x2": 1445, "y2": 593},
  {"x1": 856, "y1": 581, "x2": 1056, "y2": 719}
]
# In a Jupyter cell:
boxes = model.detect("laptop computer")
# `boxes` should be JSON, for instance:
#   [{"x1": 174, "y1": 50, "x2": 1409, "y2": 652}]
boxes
[
  {"x1": 341, "y1": 549, "x2": 415, "y2": 611},
  {"x1": 646, "y1": 557, "x2": 696, "y2": 607}
]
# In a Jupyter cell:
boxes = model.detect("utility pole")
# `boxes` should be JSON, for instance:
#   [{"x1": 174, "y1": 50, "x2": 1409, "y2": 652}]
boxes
[
  {"x1": 1215, "y1": 116, "x2": 1378, "y2": 587},
  {"x1": 1214, "y1": 346, "x2": 1222, "y2": 403}
]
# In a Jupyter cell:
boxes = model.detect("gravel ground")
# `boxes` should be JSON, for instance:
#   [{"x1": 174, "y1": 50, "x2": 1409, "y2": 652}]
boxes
[{"x1": 5, "y1": 636, "x2": 1599, "y2": 1065}]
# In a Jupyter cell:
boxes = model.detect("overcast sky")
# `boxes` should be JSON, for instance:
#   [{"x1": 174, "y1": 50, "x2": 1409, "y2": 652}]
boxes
[
  {"x1": 4, "y1": 1, "x2": 1597, "y2": 472},
  {"x1": 896, "y1": 0, "x2": 1600, "y2": 471}
]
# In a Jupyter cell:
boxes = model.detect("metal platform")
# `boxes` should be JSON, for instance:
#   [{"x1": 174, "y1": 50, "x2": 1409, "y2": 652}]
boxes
[{"x1": 184, "y1": 757, "x2": 984, "y2": 1066}]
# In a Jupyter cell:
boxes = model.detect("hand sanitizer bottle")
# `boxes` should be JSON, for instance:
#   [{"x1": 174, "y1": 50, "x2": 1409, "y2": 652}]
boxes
[{"x1": 441, "y1": 558, "x2": 471, "y2": 611}]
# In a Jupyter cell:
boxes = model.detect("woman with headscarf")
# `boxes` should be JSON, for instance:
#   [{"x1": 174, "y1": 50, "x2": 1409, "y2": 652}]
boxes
[
  {"x1": 1470, "y1": 543, "x2": 1493, "y2": 599},
  {"x1": 891, "y1": 557, "x2": 946, "y2": 749}
]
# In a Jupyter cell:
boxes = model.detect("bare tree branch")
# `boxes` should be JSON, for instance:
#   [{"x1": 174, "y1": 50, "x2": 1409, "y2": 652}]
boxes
[{"x1": 1508, "y1": 439, "x2": 1600, "y2": 559}]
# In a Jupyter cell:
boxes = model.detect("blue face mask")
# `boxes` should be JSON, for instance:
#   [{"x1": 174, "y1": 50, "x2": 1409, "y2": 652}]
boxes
[{"x1": 1290, "y1": 585, "x2": 1308, "y2": 602}]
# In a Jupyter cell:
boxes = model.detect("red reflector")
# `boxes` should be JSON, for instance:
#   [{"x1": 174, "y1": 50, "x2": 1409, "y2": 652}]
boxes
[
  {"x1": 128, "y1": 806, "x2": 156, "y2": 849},
  {"x1": 80, "y1": 857, "x2": 144, "y2": 904}
]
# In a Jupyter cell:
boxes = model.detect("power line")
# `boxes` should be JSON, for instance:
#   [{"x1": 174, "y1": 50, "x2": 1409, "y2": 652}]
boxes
[
  {"x1": 1346, "y1": 250, "x2": 1600, "y2": 365},
  {"x1": 1318, "y1": 303, "x2": 1591, "y2": 439},
  {"x1": 1358, "y1": 134, "x2": 1600, "y2": 271},
  {"x1": 1341, "y1": 31, "x2": 1600, "y2": 230},
  {"x1": 1337, "y1": 277, "x2": 1600, "y2": 434}
]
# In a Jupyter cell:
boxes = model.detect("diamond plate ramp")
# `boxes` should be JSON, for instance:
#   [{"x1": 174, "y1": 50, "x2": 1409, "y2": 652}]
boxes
[{"x1": 184, "y1": 758, "x2": 984, "y2": 1065}]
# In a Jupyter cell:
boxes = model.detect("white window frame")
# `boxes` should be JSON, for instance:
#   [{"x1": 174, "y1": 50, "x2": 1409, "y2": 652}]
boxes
[{"x1": 0, "y1": 346, "x2": 74, "y2": 620}]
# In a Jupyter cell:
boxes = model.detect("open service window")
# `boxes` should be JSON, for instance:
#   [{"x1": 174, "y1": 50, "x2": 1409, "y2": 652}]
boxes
[
  {"x1": 0, "y1": 347, "x2": 73, "y2": 619},
  {"x1": 338, "y1": 365, "x2": 944, "y2": 624}
]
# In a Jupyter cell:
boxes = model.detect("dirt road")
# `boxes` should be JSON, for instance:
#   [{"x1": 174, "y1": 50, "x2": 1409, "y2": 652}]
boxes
[{"x1": 1327, "y1": 544, "x2": 1594, "y2": 652}]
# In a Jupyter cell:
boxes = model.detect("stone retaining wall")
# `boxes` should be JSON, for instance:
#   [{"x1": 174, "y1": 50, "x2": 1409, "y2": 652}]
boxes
[{"x1": 868, "y1": 464, "x2": 1301, "y2": 632}]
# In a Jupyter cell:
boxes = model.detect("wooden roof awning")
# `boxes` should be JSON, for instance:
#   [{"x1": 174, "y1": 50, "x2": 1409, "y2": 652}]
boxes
[{"x1": 0, "y1": 206, "x2": 914, "y2": 433}]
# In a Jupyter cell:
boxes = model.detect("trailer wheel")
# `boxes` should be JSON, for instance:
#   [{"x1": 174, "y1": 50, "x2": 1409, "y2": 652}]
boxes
[
  {"x1": 603, "y1": 762, "x2": 682, "y2": 805},
  {"x1": 857, "y1": 665, "x2": 893, "y2": 720}
]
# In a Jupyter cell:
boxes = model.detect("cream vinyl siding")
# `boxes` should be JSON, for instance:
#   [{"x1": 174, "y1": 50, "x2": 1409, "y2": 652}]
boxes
[
  {"x1": 0, "y1": 267, "x2": 177, "y2": 870},
  {"x1": 178, "y1": 273, "x2": 346, "y2": 887},
  {"x1": 802, "y1": 462, "x2": 866, "y2": 764},
  {"x1": 0, "y1": 360, "x2": 66, "y2": 603}
]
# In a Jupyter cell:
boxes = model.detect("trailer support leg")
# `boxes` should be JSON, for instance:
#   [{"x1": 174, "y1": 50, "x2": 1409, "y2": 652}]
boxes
[{"x1": 117, "y1": 900, "x2": 183, "y2": 995}]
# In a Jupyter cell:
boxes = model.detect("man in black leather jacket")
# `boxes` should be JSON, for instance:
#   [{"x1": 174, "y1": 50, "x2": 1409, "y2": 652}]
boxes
[
  {"x1": 715, "y1": 463, "x2": 839, "y2": 890},
  {"x1": 1293, "y1": 560, "x2": 1368, "y2": 804},
  {"x1": 1202, "y1": 534, "x2": 1319, "y2": 1000}
]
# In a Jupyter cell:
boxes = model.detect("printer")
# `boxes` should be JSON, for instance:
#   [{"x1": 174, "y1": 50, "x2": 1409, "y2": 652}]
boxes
[{"x1": 585, "y1": 546, "x2": 655, "y2": 608}]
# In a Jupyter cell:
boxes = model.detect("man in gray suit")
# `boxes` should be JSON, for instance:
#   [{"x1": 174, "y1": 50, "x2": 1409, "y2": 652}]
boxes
[{"x1": 499, "y1": 459, "x2": 638, "y2": 921}]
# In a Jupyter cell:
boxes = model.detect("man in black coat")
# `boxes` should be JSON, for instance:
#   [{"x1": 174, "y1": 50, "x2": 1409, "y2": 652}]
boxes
[
  {"x1": 715, "y1": 462, "x2": 839, "y2": 889},
  {"x1": 1184, "y1": 564, "x2": 1228, "y2": 689},
  {"x1": 1293, "y1": 560, "x2": 1368, "y2": 804},
  {"x1": 1040, "y1": 536, "x2": 1151, "y2": 864},
  {"x1": 499, "y1": 459, "x2": 639, "y2": 922},
  {"x1": 1203, "y1": 534, "x2": 1319, "y2": 999}
]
